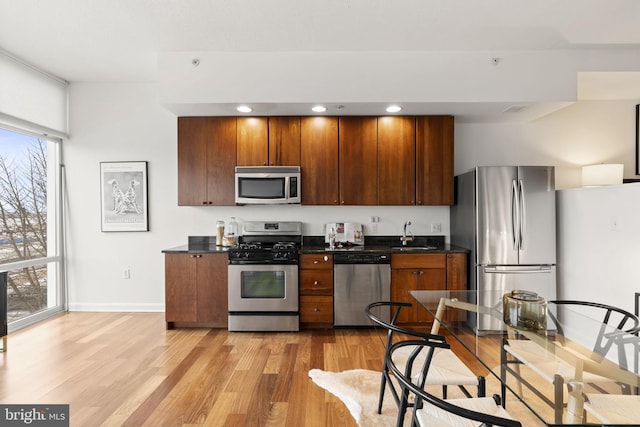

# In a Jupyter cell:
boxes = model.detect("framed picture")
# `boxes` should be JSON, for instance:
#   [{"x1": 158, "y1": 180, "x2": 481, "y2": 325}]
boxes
[
  {"x1": 636, "y1": 104, "x2": 640, "y2": 175},
  {"x1": 100, "y1": 161, "x2": 149, "y2": 232}
]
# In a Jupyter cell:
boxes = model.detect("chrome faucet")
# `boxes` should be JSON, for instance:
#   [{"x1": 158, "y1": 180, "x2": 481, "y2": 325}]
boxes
[{"x1": 400, "y1": 220, "x2": 414, "y2": 246}]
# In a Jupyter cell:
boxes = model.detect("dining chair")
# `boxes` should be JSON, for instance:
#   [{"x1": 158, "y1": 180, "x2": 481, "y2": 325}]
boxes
[
  {"x1": 365, "y1": 301, "x2": 485, "y2": 417},
  {"x1": 388, "y1": 339, "x2": 522, "y2": 427},
  {"x1": 501, "y1": 299, "x2": 640, "y2": 424},
  {"x1": 583, "y1": 394, "x2": 640, "y2": 425}
]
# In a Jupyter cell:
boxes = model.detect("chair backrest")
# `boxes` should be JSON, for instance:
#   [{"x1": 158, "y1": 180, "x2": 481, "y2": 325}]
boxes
[
  {"x1": 549, "y1": 300, "x2": 640, "y2": 358},
  {"x1": 387, "y1": 339, "x2": 523, "y2": 427},
  {"x1": 365, "y1": 301, "x2": 451, "y2": 356},
  {"x1": 366, "y1": 301, "x2": 451, "y2": 384}
]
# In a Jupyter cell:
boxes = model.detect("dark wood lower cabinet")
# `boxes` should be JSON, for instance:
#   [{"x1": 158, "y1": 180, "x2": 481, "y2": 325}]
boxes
[
  {"x1": 391, "y1": 253, "x2": 467, "y2": 326},
  {"x1": 165, "y1": 253, "x2": 227, "y2": 329},
  {"x1": 299, "y1": 254, "x2": 334, "y2": 328}
]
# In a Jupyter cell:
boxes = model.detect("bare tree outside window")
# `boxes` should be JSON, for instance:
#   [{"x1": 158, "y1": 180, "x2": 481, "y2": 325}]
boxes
[{"x1": 0, "y1": 134, "x2": 48, "y2": 320}]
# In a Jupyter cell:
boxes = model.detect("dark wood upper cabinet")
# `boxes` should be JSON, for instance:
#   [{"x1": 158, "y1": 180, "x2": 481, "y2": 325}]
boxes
[
  {"x1": 300, "y1": 117, "x2": 339, "y2": 205},
  {"x1": 339, "y1": 117, "x2": 378, "y2": 205},
  {"x1": 177, "y1": 115, "x2": 454, "y2": 207},
  {"x1": 236, "y1": 117, "x2": 301, "y2": 166},
  {"x1": 236, "y1": 117, "x2": 269, "y2": 166},
  {"x1": 416, "y1": 116, "x2": 454, "y2": 205},
  {"x1": 378, "y1": 116, "x2": 416, "y2": 205},
  {"x1": 178, "y1": 117, "x2": 236, "y2": 206},
  {"x1": 268, "y1": 117, "x2": 301, "y2": 166}
]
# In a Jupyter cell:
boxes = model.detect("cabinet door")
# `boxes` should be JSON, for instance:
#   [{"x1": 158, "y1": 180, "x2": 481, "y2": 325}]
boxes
[
  {"x1": 177, "y1": 117, "x2": 236, "y2": 206},
  {"x1": 237, "y1": 117, "x2": 269, "y2": 166},
  {"x1": 300, "y1": 296, "x2": 333, "y2": 324},
  {"x1": 416, "y1": 116, "x2": 454, "y2": 205},
  {"x1": 339, "y1": 117, "x2": 378, "y2": 205},
  {"x1": 417, "y1": 269, "x2": 447, "y2": 323},
  {"x1": 299, "y1": 269, "x2": 333, "y2": 295},
  {"x1": 196, "y1": 253, "x2": 228, "y2": 325},
  {"x1": 300, "y1": 117, "x2": 339, "y2": 205},
  {"x1": 178, "y1": 117, "x2": 209, "y2": 206},
  {"x1": 165, "y1": 254, "x2": 197, "y2": 324},
  {"x1": 391, "y1": 268, "x2": 447, "y2": 324},
  {"x1": 391, "y1": 269, "x2": 422, "y2": 324},
  {"x1": 206, "y1": 117, "x2": 237, "y2": 206},
  {"x1": 268, "y1": 117, "x2": 301, "y2": 166},
  {"x1": 378, "y1": 116, "x2": 416, "y2": 205},
  {"x1": 446, "y1": 253, "x2": 468, "y2": 321}
]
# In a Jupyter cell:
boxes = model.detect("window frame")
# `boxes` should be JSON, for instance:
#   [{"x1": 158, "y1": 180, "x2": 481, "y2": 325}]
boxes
[{"x1": 0, "y1": 125, "x2": 66, "y2": 332}]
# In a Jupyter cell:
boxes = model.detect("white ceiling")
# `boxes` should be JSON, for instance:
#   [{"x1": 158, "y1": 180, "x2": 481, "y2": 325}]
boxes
[{"x1": 1, "y1": 0, "x2": 640, "y2": 119}]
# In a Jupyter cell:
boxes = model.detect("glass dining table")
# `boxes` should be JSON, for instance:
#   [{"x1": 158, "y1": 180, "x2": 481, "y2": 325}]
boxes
[{"x1": 410, "y1": 289, "x2": 640, "y2": 426}]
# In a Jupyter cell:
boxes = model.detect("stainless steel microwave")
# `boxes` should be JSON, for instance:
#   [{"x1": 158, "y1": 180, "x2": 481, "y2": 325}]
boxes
[{"x1": 235, "y1": 166, "x2": 301, "y2": 205}]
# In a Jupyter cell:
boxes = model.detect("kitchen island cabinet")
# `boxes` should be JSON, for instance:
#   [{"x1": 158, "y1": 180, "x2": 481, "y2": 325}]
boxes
[
  {"x1": 300, "y1": 117, "x2": 339, "y2": 205},
  {"x1": 178, "y1": 117, "x2": 236, "y2": 206},
  {"x1": 165, "y1": 253, "x2": 228, "y2": 329},
  {"x1": 299, "y1": 253, "x2": 333, "y2": 328}
]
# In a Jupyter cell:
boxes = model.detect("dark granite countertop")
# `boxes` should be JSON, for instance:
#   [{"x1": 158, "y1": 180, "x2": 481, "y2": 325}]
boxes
[
  {"x1": 162, "y1": 236, "x2": 231, "y2": 254},
  {"x1": 299, "y1": 243, "x2": 469, "y2": 254},
  {"x1": 162, "y1": 235, "x2": 469, "y2": 255}
]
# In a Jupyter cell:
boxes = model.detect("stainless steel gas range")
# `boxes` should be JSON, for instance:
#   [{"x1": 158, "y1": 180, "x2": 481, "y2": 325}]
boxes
[{"x1": 227, "y1": 221, "x2": 301, "y2": 332}]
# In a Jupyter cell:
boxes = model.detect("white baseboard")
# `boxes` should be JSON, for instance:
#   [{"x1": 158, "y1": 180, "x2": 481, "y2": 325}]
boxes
[{"x1": 68, "y1": 302, "x2": 164, "y2": 312}]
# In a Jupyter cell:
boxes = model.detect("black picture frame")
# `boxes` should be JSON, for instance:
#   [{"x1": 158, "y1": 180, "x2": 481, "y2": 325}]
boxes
[{"x1": 100, "y1": 161, "x2": 149, "y2": 232}]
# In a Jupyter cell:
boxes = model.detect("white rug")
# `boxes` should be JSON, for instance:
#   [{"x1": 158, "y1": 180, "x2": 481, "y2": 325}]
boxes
[{"x1": 308, "y1": 368, "x2": 411, "y2": 427}]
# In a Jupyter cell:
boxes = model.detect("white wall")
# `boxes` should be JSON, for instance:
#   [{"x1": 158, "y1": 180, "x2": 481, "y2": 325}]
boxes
[
  {"x1": 65, "y1": 83, "x2": 449, "y2": 311},
  {"x1": 66, "y1": 83, "x2": 640, "y2": 312},
  {"x1": 557, "y1": 184, "x2": 640, "y2": 314},
  {"x1": 455, "y1": 100, "x2": 640, "y2": 189}
]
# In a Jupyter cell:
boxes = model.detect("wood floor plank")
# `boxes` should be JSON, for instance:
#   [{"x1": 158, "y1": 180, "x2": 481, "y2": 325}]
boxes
[{"x1": 0, "y1": 313, "x2": 383, "y2": 427}]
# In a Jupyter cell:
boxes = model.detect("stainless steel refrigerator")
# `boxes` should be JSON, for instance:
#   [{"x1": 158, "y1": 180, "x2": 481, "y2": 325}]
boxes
[{"x1": 450, "y1": 166, "x2": 557, "y2": 332}]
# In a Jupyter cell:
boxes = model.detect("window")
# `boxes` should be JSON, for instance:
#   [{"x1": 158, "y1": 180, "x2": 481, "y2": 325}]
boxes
[{"x1": 0, "y1": 127, "x2": 64, "y2": 330}]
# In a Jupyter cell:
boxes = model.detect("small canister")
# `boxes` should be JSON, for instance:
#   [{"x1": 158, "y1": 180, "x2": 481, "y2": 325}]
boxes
[
  {"x1": 503, "y1": 290, "x2": 547, "y2": 332},
  {"x1": 216, "y1": 221, "x2": 225, "y2": 246},
  {"x1": 223, "y1": 217, "x2": 238, "y2": 247}
]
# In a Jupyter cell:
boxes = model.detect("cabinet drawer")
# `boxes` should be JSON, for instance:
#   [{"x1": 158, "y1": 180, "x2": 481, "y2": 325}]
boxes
[
  {"x1": 299, "y1": 270, "x2": 333, "y2": 295},
  {"x1": 299, "y1": 254, "x2": 333, "y2": 269},
  {"x1": 300, "y1": 296, "x2": 333, "y2": 323},
  {"x1": 391, "y1": 253, "x2": 446, "y2": 269}
]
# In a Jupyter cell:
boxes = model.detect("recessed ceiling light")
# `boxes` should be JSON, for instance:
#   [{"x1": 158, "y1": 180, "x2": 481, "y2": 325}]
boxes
[
  {"x1": 386, "y1": 105, "x2": 402, "y2": 113},
  {"x1": 237, "y1": 105, "x2": 253, "y2": 113},
  {"x1": 312, "y1": 105, "x2": 327, "y2": 113}
]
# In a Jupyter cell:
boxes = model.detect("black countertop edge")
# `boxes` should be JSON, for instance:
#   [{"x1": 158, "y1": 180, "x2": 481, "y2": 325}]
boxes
[
  {"x1": 161, "y1": 241, "x2": 470, "y2": 255},
  {"x1": 162, "y1": 244, "x2": 230, "y2": 254},
  {"x1": 300, "y1": 243, "x2": 469, "y2": 254}
]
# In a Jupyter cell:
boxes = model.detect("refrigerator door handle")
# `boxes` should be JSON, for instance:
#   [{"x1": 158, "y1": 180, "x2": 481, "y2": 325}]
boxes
[
  {"x1": 511, "y1": 179, "x2": 520, "y2": 250},
  {"x1": 484, "y1": 265, "x2": 553, "y2": 274},
  {"x1": 518, "y1": 179, "x2": 525, "y2": 250}
]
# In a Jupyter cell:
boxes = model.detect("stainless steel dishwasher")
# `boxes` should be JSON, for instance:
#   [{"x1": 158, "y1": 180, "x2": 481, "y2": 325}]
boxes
[{"x1": 333, "y1": 253, "x2": 391, "y2": 326}]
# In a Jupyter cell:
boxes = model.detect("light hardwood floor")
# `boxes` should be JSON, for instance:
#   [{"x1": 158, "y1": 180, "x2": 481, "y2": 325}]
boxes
[{"x1": 0, "y1": 312, "x2": 393, "y2": 427}]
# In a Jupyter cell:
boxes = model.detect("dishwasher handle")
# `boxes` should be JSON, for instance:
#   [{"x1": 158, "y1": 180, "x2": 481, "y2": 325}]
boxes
[{"x1": 333, "y1": 253, "x2": 391, "y2": 264}]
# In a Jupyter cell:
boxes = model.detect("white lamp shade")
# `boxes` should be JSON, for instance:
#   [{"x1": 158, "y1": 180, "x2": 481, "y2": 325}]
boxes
[{"x1": 582, "y1": 164, "x2": 623, "y2": 186}]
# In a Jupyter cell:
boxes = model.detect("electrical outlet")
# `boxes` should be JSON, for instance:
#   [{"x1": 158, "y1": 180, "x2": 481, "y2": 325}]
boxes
[
  {"x1": 430, "y1": 223, "x2": 442, "y2": 233},
  {"x1": 370, "y1": 216, "x2": 380, "y2": 223},
  {"x1": 123, "y1": 269, "x2": 131, "y2": 279}
]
